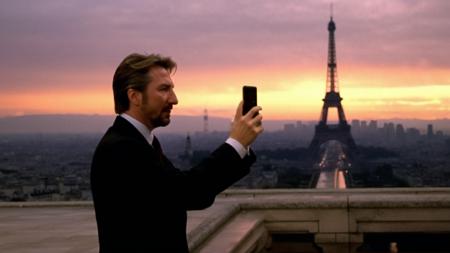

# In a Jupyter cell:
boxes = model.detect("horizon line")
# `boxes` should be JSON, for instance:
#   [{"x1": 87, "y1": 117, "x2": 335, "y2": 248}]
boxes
[{"x1": 0, "y1": 113, "x2": 449, "y2": 122}]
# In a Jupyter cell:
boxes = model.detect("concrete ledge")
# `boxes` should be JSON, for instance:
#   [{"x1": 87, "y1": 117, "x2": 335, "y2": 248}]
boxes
[
  {"x1": 1, "y1": 188, "x2": 450, "y2": 253},
  {"x1": 239, "y1": 195, "x2": 348, "y2": 209},
  {"x1": 0, "y1": 201, "x2": 93, "y2": 208},
  {"x1": 193, "y1": 211, "x2": 267, "y2": 253},
  {"x1": 215, "y1": 188, "x2": 450, "y2": 253},
  {"x1": 2, "y1": 187, "x2": 450, "y2": 208},
  {"x1": 349, "y1": 194, "x2": 450, "y2": 208},
  {"x1": 188, "y1": 203, "x2": 240, "y2": 251},
  {"x1": 221, "y1": 187, "x2": 450, "y2": 197}
]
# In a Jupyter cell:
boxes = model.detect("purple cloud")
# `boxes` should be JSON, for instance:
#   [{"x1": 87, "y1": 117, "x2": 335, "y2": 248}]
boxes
[{"x1": 0, "y1": 0, "x2": 449, "y2": 92}]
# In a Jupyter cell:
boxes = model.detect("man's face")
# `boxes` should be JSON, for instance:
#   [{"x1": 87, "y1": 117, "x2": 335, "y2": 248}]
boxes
[{"x1": 139, "y1": 66, "x2": 178, "y2": 129}]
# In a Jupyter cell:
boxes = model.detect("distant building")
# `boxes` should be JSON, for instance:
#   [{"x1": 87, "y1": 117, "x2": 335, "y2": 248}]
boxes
[
  {"x1": 351, "y1": 120, "x2": 360, "y2": 133},
  {"x1": 406, "y1": 128, "x2": 421, "y2": 139},
  {"x1": 368, "y1": 120, "x2": 378, "y2": 132},
  {"x1": 395, "y1": 124, "x2": 405, "y2": 142},
  {"x1": 427, "y1": 124, "x2": 434, "y2": 138},
  {"x1": 361, "y1": 121, "x2": 368, "y2": 132},
  {"x1": 283, "y1": 123, "x2": 296, "y2": 133},
  {"x1": 203, "y1": 109, "x2": 209, "y2": 133},
  {"x1": 184, "y1": 133, "x2": 193, "y2": 159},
  {"x1": 383, "y1": 122, "x2": 395, "y2": 140}
]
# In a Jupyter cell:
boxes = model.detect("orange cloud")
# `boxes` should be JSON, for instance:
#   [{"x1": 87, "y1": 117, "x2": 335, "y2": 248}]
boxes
[{"x1": 1, "y1": 65, "x2": 449, "y2": 121}]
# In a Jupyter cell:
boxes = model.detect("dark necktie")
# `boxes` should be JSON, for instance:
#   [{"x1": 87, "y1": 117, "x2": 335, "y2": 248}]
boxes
[{"x1": 152, "y1": 136, "x2": 165, "y2": 162}]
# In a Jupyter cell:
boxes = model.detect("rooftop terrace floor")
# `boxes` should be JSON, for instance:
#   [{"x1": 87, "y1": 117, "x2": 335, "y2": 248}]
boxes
[
  {"x1": 0, "y1": 202, "x2": 232, "y2": 253},
  {"x1": 1, "y1": 188, "x2": 450, "y2": 253}
]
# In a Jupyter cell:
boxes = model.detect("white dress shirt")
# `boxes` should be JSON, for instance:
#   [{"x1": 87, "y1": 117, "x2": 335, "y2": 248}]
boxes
[
  {"x1": 119, "y1": 113, "x2": 248, "y2": 159},
  {"x1": 120, "y1": 113, "x2": 154, "y2": 145}
]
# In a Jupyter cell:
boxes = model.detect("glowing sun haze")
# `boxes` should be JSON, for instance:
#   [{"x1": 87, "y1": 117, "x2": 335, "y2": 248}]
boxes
[{"x1": 0, "y1": 0, "x2": 449, "y2": 120}]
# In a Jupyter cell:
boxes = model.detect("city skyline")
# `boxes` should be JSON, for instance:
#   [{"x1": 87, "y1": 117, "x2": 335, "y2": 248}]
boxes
[{"x1": 1, "y1": 0, "x2": 449, "y2": 120}]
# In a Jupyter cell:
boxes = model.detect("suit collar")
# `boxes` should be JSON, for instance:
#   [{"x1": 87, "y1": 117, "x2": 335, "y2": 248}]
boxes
[
  {"x1": 119, "y1": 113, "x2": 154, "y2": 145},
  {"x1": 111, "y1": 116, "x2": 151, "y2": 146}
]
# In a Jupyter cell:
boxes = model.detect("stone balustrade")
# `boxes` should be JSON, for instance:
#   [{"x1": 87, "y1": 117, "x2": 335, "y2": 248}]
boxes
[
  {"x1": 1, "y1": 188, "x2": 449, "y2": 253},
  {"x1": 193, "y1": 188, "x2": 450, "y2": 253}
]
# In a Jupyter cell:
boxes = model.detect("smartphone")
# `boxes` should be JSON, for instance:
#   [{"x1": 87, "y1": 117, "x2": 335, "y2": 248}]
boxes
[{"x1": 243, "y1": 85, "x2": 257, "y2": 116}]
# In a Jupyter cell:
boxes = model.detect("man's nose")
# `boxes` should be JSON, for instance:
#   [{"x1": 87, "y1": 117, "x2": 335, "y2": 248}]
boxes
[{"x1": 169, "y1": 90, "x2": 178, "y2": 105}]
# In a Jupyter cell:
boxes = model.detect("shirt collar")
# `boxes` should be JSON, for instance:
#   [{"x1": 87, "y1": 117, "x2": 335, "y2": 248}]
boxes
[{"x1": 119, "y1": 113, "x2": 154, "y2": 146}]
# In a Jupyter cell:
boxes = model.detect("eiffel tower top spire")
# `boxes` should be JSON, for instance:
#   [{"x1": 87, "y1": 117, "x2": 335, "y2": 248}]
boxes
[
  {"x1": 330, "y1": 3, "x2": 334, "y2": 20},
  {"x1": 326, "y1": 6, "x2": 338, "y2": 93}
]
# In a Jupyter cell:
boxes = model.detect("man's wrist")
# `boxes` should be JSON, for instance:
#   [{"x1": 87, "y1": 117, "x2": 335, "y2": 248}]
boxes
[{"x1": 225, "y1": 137, "x2": 248, "y2": 159}]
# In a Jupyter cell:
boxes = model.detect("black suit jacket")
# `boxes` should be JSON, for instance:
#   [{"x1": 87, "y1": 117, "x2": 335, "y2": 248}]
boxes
[{"x1": 90, "y1": 116, "x2": 256, "y2": 253}]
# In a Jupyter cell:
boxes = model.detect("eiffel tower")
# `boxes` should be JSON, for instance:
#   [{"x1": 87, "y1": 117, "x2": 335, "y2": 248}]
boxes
[{"x1": 309, "y1": 14, "x2": 356, "y2": 156}]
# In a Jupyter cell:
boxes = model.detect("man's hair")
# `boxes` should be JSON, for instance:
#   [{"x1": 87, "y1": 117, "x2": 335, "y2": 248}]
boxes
[{"x1": 112, "y1": 53, "x2": 177, "y2": 114}]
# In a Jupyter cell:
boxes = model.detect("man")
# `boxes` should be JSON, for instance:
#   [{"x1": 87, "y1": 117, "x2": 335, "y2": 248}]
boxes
[{"x1": 90, "y1": 53, "x2": 263, "y2": 253}]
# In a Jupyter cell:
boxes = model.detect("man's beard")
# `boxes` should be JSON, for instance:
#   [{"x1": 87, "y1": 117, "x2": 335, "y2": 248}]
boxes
[
  {"x1": 151, "y1": 113, "x2": 171, "y2": 127},
  {"x1": 142, "y1": 94, "x2": 172, "y2": 128}
]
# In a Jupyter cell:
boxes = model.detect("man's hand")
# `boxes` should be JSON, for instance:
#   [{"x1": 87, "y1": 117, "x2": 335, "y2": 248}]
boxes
[{"x1": 229, "y1": 101, "x2": 263, "y2": 148}]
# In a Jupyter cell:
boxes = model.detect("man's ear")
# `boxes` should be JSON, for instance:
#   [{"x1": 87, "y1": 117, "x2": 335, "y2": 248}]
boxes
[{"x1": 127, "y1": 89, "x2": 142, "y2": 107}]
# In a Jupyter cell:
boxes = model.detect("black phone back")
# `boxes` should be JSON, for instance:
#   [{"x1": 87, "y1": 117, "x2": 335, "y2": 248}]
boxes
[{"x1": 243, "y1": 86, "x2": 257, "y2": 115}]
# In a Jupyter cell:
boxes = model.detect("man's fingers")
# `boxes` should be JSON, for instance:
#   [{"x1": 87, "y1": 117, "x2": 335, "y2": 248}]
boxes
[
  {"x1": 229, "y1": 103, "x2": 263, "y2": 146},
  {"x1": 256, "y1": 125, "x2": 264, "y2": 134},
  {"x1": 249, "y1": 114, "x2": 263, "y2": 126},
  {"x1": 253, "y1": 123, "x2": 264, "y2": 134},
  {"x1": 244, "y1": 106, "x2": 262, "y2": 120},
  {"x1": 234, "y1": 101, "x2": 244, "y2": 122}
]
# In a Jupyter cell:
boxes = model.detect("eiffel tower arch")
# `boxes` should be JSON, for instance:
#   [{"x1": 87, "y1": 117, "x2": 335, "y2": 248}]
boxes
[{"x1": 309, "y1": 15, "x2": 357, "y2": 158}]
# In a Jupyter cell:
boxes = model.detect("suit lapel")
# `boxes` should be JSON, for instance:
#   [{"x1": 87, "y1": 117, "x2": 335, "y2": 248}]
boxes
[
  {"x1": 111, "y1": 116, "x2": 168, "y2": 166},
  {"x1": 112, "y1": 116, "x2": 148, "y2": 143}
]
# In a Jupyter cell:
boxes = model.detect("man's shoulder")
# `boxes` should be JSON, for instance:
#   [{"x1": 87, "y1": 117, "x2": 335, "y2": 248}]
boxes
[
  {"x1": 97, "y1": 127, "x2": 144, "y2": 151},
  {"x1": 91, "y1": 128, "x2": 150, "y2": 169},
  {"x1": 99, "y1": 116, "x2": 150, "y2": 147}
]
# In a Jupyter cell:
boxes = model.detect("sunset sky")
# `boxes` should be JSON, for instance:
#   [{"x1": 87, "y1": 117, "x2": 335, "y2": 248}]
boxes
[{"x1": 0, "y1": 0, "x2": 449, "y2": 120}]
